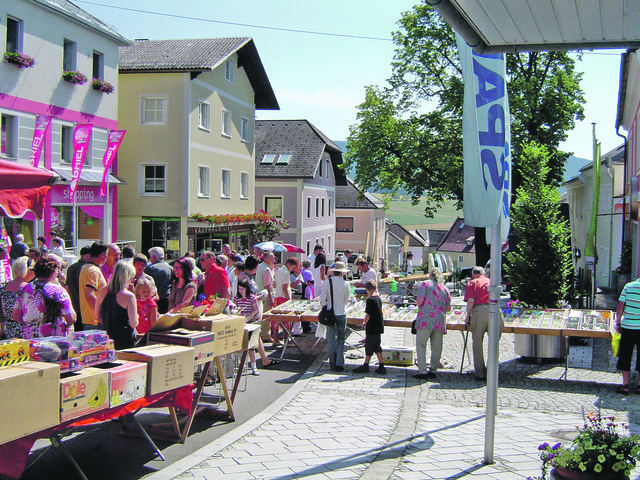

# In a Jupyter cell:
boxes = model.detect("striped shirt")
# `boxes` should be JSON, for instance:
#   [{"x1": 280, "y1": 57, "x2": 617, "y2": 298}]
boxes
[{"x1": 620, "y1": 278, "x2": 640, "y2": 329}]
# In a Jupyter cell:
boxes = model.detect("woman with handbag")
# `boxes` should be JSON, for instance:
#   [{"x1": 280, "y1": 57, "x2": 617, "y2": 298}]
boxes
[
  {"x1": 413, "y1": 268, "x2": 451, "y2": 380},
  {"x1": 320, "y1": 261, "x2": 351, "y2": 372}
]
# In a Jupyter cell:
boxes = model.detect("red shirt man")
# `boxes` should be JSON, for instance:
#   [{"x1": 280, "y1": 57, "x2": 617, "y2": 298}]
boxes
[{"x1": 202, "y1": 253, "x2": 231, "y2": 300}]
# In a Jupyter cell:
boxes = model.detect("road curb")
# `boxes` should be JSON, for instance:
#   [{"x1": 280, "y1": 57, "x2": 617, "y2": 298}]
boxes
[{"x1": 145, "y1": 349, "x2": 329, "y2": 480}]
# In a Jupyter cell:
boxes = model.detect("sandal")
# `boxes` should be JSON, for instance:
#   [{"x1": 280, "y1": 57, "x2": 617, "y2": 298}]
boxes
[
  {"x1": 262, "y1": 359, "x2": 281, "y2": 369},
  {"x1": 616, "y1": 384, "x2": 629, "y2": 395}
]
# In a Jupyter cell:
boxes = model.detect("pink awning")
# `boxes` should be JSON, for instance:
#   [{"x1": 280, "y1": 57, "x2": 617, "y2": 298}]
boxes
[{"x1": 0, "y1": 159, "x2": 56, "y2": 219}]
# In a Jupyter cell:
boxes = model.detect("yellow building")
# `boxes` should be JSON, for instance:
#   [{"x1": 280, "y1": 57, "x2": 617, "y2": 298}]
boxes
[{"x1": 117, "y1": 38, "x2": 278, "y2": 257}]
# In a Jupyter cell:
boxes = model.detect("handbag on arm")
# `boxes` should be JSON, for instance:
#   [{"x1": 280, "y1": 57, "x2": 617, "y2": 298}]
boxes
[{"x1": 318, "y1": 277, "x2": 337, "y2": 326}]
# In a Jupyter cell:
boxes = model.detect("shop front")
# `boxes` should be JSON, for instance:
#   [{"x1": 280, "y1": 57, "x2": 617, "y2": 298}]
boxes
[
  {"x1": 49, "y1": 184, "x2": 117, "y2": 251},
  {"x1": 187, "y1": 221, "x2": 253, "y2": 255}
]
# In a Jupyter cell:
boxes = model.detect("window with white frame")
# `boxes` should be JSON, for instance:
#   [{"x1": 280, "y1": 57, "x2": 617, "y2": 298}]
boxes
[
  {"x1": 142, "y1": 164, "x2": 166, "y2": 195},
  {"x1": 198, "y1": 102, "x2": 210, "y2": 131},
  {"x1": 0, "y1": 114, "x2": 17, "y2": 158},
  {"x1": 315, "y1": 198, "x2": 319, "y2": 218},
  {"x1": 276, "y1": 153, "x2": 291, "y2": 164},
  {"x1": 458, "y1": 255, "x2": 464, "y2": 264},
  {"x1": 306, "y1": 197, "x2": 311, "y2": 218},
  {"x1": 63, "y1": 39, "x2": 76, "y2": 71},
  {"x1": 241, "y1": 117, "x2": 250, "y2": 142},
  {"x1": 328, "y1": 235, "x2": 331, "y2": 253},
  {"x1": 225, "y1": 58, "x2": 234, "y2": 82},
  {"x1": 306, "y1": 241, "x2": 310, "y2": 256},
  {"x1": 261, "y1": 153, "x2": 276, "y2": 164},
  {"x1": 318, "y1": 160, "x2": 323, "y2": 177},
  {"x1": 321, "y1": 198, "x2": 325, "y2": 217},
  {"x1": 60, "y1": 125, "x2": 73, "y2": 164},
  {"x1": 328, "y1": 198, "x2": 332, "y2": 216},
  {"x1": 141, "y1": 97, "x2": 167, "y2": 125},
  {"x1": 221, "y1": 169, "x2": 231, "y2": 197},
  {"x1": 198, "y1": 166, "x2": 210, "y2": 197},
  {"x1": 240, "y1": 172, "x2": 249, "y2": 199},
  {"x1": 92, "y1": 50, "x2": 104, "y2": 80},
  {"x1": 221, "y1": 110, "x2": 231, "y2": 137},
  {"x1": 326, "y1": 160, "x2": 330, "y2": 178},
  {"x1": 264, "y1": 196, "x2": 283, "y2": 218},
  {"x1": 6, "y1": 16, "x2": 22, "y2": 53}
]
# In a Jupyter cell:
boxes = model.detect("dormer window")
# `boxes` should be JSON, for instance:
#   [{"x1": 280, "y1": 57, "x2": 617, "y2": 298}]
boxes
[
  {"x1": 261, "y1": 153, "x2": 291, "y2": 164},
  {"x1": 466, "y1": 236, "x2": 475, "y2": 246},
  {"x1": 261, "y1": 154, "x2": 276, "y2": 164},
  {"x1": 276, "y1": 153, "x2": 291, "y2": 164}
]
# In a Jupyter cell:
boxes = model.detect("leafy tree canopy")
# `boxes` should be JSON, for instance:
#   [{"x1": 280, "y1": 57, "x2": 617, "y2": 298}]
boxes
[{"x1": 344, "y1": 3, "x2": 585, "y2": 217}]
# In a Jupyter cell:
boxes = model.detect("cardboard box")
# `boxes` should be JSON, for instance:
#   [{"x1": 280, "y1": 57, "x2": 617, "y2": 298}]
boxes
[
  {"x1": 382, "y1": 346, "x2": 416, "y2": 366},
  {"x1": 180, "y1": 315, "x2": 245, "y2": 356},
  {"x1": 0, "y1": 339, "x2": 30, "y2": 367},
  {"x1": 116, "y1": 344, "x2": 195, "y2": 395},
  {"x1": 59, "y1": 367, "x2": 110, "y2": 422},
  {"x1": 93, "y1": 361, "x2": 148, "y2": 407},
  {"x1": 243, "y1": 323, "x2": 262, "y2": 350},
  {"x1": 0, "y1": 361, "x2": 60, "y2": 444},
  {"x1": 148, "y1": 329, "x2": 214, "y2": 365}
]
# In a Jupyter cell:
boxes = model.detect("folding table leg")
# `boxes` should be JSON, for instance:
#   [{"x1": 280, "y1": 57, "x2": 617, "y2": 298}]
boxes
[{"x1": 24, "y1": 431, "x2": 89, "y2": 480}]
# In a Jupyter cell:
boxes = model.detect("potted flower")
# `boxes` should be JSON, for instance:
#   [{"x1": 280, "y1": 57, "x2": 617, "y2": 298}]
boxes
[
  {"x1": 529, "y1": 410, "x2": 640, "y2": 480},
  {"x1": 62, "y1": 70, "x2": 88, "y2": 85},
  {"x1": 91, "y1": 78, "x2": 114, "y2": 94},
  {"x1": 3, "y1": 51, "x2": 35, "y2": 68}
]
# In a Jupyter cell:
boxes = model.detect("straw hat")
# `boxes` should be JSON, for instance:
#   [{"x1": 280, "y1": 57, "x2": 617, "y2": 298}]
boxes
[{"x1": 330, "y1": 261, "x2": 350, "y2": 274}]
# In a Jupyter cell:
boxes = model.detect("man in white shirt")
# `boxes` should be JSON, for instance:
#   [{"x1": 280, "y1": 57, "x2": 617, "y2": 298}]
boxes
[
  {"x1": 307, "y1": 245, "x2": 323, "y2": 264},
  {"x1": 354, "y1": 258, "x2": 377, "y2": 288}
]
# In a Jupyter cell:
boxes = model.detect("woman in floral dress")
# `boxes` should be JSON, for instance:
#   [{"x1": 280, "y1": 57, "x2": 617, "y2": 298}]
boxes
[
  {"x1": 0, "y1": 257, "x2": 35, "y2": 338},
  {"x1": 13, "y1": 256, "x2": 75, "y2": 338},
  {"x1": 413, "y1": 268, "x2": 451, "y2": 380}
]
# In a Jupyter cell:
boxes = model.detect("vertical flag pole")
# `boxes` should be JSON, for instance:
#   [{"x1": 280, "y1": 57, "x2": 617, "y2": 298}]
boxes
[{"x1": 484, "y1": 221, "x2": 502, "y2": 463}]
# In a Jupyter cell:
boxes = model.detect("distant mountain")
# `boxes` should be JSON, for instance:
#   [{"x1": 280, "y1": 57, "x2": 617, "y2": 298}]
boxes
[
  {"x1": 336, "y1": 139, "x2": 589, "y2": 193},
  {"x1": 563, "y1": 155, "x2": 591, "y2": 183}
]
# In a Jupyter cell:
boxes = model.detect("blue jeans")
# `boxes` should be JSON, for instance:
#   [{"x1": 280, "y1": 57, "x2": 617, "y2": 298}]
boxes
[{"x1": 326, "y1": 314, "x2": 346, "y2": 368}]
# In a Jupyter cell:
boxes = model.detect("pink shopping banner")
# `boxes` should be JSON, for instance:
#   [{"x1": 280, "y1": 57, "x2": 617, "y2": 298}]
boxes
[
  {"x1": 69, "y1": 124, "x2": 93, "y2": 202},
  {"x1": 99, "y1": 130, "x2": 126, "y2": 196},
  {"x1": 30, "y1": 115, "x2": 51, "y2": 167}
]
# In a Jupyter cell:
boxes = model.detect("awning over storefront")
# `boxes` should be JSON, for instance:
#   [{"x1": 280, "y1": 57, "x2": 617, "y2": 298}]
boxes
[
  {"x1": 0, "y1": 159, "x2": 57, "y2": 219},
  {"x1": 52, "y1": 167, "x2": 125, "y2": 186}
]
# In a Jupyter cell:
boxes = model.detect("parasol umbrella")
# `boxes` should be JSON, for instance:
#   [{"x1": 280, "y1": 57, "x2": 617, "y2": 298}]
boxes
[
  {"x1": 281, "y1": 243, "x2": 305, "y2": 253},
  {"x1": 253, "y1": 241, "x2": 287, "y2": 252}
]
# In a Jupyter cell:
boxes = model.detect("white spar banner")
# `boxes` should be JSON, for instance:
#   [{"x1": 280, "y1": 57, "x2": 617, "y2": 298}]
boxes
[{"x1": 457, "y1": 35, "x2": 511, "y2": 245}]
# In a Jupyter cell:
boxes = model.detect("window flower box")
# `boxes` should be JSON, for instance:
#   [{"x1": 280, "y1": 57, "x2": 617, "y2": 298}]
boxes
[
  {"x1": 3, "y1": 51, "x2": 35, "y2": 69},
  {"x1": 62, "y1": 70, "x2": 88, "y2": 85},
  {"x1": 91, "y1": 78, "x2": 114, "y2": 94}
]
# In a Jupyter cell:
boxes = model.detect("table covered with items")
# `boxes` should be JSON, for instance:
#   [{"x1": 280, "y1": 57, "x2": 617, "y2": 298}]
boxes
[
  {"x1": 0, "y1": 304, "x2": 260, "y2": 480},
  {"x1": 264, "y1": 299, "x2": 614, "y2": 370}
]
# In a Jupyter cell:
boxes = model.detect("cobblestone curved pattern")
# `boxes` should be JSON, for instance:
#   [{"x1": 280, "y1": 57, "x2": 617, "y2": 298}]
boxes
[{"x1": 165, "y1": 289, "x2": 639, "y2": 480}]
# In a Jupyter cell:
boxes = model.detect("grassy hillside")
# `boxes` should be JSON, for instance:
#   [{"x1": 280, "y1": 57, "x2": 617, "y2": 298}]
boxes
[{"x1": 374, "y1": 194, "x2": 462, "y2": 230}]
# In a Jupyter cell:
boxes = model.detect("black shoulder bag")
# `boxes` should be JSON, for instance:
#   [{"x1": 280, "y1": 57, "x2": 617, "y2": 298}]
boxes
[{"x1": 318, "y1": 277, "x2": 337, "y2": 326}]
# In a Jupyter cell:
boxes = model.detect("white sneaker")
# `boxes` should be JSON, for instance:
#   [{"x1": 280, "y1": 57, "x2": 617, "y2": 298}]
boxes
[{"x1": 251, "y1": 365, "x2": 260, "y2": 376}]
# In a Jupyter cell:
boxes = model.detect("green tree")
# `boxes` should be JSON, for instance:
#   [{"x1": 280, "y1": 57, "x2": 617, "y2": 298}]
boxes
[
  {"x1": 344, "y1": 3, "x2": 585, "y2": 214},
  {"x1": 505, "y1": 142, "x2": 572, "y2": 307}
]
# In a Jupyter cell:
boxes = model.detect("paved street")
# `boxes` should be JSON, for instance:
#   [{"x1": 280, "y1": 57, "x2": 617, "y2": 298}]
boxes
[{"x1": 146, "y1": 289, "x2": 640, "y2": 480}]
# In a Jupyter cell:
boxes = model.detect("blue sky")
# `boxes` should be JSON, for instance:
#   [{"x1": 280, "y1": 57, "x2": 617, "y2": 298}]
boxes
[{"x1": 77, "y1": 0, "x2": 624, "y2": 161}]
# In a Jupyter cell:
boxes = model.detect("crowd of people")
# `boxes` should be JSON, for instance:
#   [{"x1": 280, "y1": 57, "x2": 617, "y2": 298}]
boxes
[{"x1": 0, "y1": 236, "x2": 505, "y2": 382}]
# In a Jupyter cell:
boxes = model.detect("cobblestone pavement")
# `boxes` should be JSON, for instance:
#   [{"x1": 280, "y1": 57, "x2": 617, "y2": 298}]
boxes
[{"x1": 148, "y1": 290, "x2": 640, "y2": 480}]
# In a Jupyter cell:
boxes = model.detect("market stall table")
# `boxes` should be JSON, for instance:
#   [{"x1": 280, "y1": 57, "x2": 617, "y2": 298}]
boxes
[
  {"x1": 0, "y1": 385, "x2": 193, "y2": 480},
  {"x1": 265, "y1": 300, "x2": 614, "y2": 379}
]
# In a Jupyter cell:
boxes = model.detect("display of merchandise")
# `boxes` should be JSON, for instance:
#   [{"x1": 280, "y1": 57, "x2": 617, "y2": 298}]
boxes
[
  {"x1": 501, "y1": 308, "x2": 521, "y2": 326},
  {"x1": 0, "y1": 339, "x2": 30, "y2": 366},
  {"x1": 71, "y1": 330, "x2": 117, "y2": 367},
  {"x1": 29, "y1": 337, "x2": 81, "y2": 373},
  {"x1": 447, "y1": 307, "x2": 467, "y2": 325}
]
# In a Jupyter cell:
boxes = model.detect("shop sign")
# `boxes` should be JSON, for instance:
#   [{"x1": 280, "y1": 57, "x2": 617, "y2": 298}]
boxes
[{"x1": 52, "y1": 185, "x2": 112, "y2": 204}]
